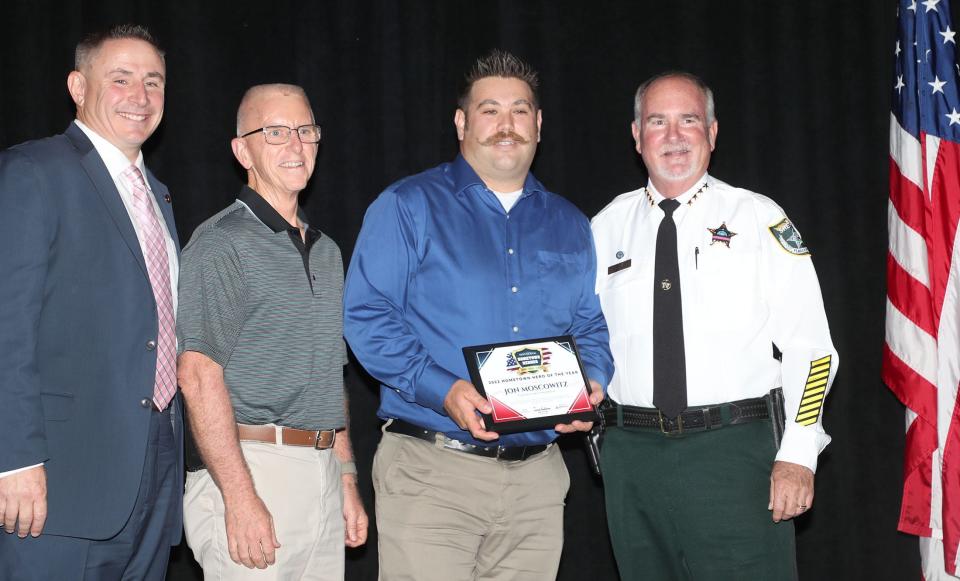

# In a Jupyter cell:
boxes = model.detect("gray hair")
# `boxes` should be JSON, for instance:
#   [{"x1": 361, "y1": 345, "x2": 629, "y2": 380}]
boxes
[
  {"x1": 75, "y1": 23, "x2": 164, "y2": 71},
  {"x1": 235, "y1": 84, "x2": 312, "y2": 136},
  {"x1": 633, "y1": 71, "x2": 716, "y2": 126},
  {"x1": 458, "y1": 49, "x2": 540, "y2": 110}
]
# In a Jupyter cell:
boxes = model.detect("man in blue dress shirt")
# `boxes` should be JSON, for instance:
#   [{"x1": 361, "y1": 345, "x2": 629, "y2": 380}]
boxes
[{"x1": 344, "y1": 50, "x2": 613, "y2": 580}]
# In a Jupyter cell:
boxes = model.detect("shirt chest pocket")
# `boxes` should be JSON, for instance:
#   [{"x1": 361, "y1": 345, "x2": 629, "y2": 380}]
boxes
[
  {"x1": 536, "y1": 251, "x2": 582, "y2": 328},
  {"x1": 693, "y1": 244, "x2": 760, "y2": 312},
  {"x1": 597, "y1": 264, "x2": 646, "y2": 340}
]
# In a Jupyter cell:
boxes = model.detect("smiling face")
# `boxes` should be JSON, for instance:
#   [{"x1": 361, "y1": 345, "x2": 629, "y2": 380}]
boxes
[
  {"x1": 632, "y1": 76, "x2": 718, "y2": 198},
  {"x1": 231, "y1": 89, "x2": 317, "y2": 200},
  {"x1": 67, "y1": 38, "x2": 165, "y2": 162},
  {"x1": 454, "y1": 76, "x2": 542, "y2": 192}
]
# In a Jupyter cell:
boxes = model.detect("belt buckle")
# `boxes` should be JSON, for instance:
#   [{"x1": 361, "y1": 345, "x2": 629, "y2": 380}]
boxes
[
  {"x1": 658, "y1": 410, "x2": 683, "y2": 435},
  {"x1": 315, "y1": 429, "x2": 336, "y2": 449}
]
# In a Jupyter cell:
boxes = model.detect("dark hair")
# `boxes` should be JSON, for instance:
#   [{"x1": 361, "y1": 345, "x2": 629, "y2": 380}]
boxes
[
  {"x1": 75, "y1": 23, "x2": 164, "y2": 70},
  {"x1": 458, "y1": 49, "x2": 540, "y2": 110}
]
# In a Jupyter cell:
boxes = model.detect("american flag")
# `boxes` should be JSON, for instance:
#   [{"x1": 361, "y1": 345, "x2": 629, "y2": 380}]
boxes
[{"x1": 885, "y1": 0, "x2": 960, "y2": 577}]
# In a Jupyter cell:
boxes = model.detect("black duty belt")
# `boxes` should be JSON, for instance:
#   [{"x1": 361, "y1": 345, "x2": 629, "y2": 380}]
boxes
[
  {"x1": 599, "y1": 394, "x2": 772, "y2": 436},
  {"x1": 385, "y1": 419, "x2": 550, "y2": 461}
]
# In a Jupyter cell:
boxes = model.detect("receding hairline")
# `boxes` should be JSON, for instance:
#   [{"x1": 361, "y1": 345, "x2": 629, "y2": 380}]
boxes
[
  {"x1": 74, "y1": 24, "x2": 164, "y2": 73},
  {"x1": 236, "y1": 83, "x2": 313, "y2": 136},
  {"x1": 634, "y1": 71, "x2": 716, "y2": 126}
]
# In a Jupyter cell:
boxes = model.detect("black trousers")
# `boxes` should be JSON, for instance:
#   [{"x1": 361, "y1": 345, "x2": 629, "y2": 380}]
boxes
[{"x1": 601, "y1": 420, "x2": 797, "y2": 581}]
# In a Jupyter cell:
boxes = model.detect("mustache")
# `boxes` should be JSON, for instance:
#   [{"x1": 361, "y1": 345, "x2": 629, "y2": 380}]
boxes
[
  {"x1": 481, "y1": 131, "x2": 529, "y2": 146},
  {"x1": 660, "y1": 142, "x2": 691, "y2": 155}
]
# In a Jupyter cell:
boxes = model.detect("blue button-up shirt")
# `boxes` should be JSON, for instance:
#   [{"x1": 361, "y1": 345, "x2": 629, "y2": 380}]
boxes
[{"x1": 344, "y1": 155, "x2": 613, "y2": 446}]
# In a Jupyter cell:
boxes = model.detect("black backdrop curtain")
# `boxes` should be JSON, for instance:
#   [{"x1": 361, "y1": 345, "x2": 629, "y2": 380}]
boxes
[{"x1": 0, "y1": 1, "x2": 922, "y2": 579}]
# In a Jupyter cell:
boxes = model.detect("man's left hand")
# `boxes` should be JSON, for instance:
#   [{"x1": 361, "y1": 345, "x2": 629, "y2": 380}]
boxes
[
  {"x1": 769, "y1": 460, "x2": 815, "y2": 522},
  {"x1": 342, "y1": 476, "x2": 368, "y2": 548},
  {"x1": 555, "y1": 380, "x2": 604, "y2": 434}
]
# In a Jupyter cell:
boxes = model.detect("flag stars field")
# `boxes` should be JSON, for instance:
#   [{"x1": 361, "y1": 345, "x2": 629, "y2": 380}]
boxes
[
  {"x1": 930, "y1": 75, "x2": 946, "y2": 93},
  {"x1": 940, "y1": 26, "x2": 956, "y2": 44}
]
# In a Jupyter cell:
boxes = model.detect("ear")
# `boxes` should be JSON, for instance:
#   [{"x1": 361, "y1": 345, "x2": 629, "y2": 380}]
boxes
[
  {"x1": 708, "y1": 120, "x2": 718, "y2": 151},
  {"x1": 631, "y1": 121, "x2": 642, "y2": 155},
  {"x1": 231, "y1": 137, "x2": 253, "y2": 169},
  {"x1": 67, "y1": 71, "x2": 86, "y2": 108},
  {"x1": 454, "y1": 109, "x2": 466, "y2": 140},
  {"x1": 536, "y1": 109, "x2": 543, "y2": 143}
]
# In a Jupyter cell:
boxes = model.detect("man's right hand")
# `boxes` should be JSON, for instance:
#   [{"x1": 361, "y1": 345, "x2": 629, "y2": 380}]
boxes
[
  {"x1": 443, "y1": 379, "x2": 499, "y2": 441},
  {"x1": 223, "y1": 492, "x2": 281, "y2": 569},
  {"x1": 0, "y1": 465, "x2": 47, "y2": 538}
]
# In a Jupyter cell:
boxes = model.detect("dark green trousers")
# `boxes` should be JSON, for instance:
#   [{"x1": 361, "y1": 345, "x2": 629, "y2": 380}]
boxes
[{"x1": 601, "y1": 421, "x2": 797, "y2": 581}]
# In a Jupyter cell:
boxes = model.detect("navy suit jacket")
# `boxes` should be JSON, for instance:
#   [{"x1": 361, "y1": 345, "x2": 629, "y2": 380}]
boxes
[{"x1": 0, "y1": 122, "x2": 184, "y2": 541}]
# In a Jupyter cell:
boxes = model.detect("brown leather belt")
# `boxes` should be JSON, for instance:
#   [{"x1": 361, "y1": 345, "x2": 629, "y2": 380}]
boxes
[{"x1": 237, "y1": 423, "x2": 336, "y2": 449}]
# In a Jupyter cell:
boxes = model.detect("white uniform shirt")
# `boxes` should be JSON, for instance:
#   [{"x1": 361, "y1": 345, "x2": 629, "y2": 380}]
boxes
[{"x1": 591, "y1": 174, "x2": 838, "y2": 471}]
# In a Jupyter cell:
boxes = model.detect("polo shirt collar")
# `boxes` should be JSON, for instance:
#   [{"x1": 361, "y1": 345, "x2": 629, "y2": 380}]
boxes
[{"x1": 238, "y1": 186, "x2": 319, "y2": 240}]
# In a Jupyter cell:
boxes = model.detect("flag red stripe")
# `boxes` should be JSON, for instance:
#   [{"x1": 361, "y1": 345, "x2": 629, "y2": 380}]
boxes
[
  {"x1": 891, "y1": 157, "x2": 929, "y2": 236},
  {"x1": 926, "y1": 143, "x2": 960, "y2": 325},
  {"x1": 883, "y1": 344, "x2": 938, "y2": 425},
  {"x1": 887, "y1": 253, "x2": 938, "y2": 337},
  {"x1": 902, "y1": 417, "x2": 936, "y2": 537},
  {"x1": 942, "y1": 383, "x2": 960, "y2": 574}
]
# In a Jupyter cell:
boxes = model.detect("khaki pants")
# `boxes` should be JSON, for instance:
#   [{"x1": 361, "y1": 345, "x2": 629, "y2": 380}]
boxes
[
  {"x1": 184, "y1": 441, "x2": 344, "y2": 580},
  {"x1": 373, "y1": 429, "x2": 569, "y2": 581}
]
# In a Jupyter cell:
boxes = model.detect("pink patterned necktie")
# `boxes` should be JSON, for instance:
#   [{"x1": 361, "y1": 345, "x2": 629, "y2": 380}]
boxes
[{"x1": 121, "y1": 165, "x2": 176, "y2": 411}]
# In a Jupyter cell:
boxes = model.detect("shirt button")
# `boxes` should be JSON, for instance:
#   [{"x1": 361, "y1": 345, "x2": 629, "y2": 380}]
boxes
[
  {"x1": 508, "y1": 248, "x2": 514, "y2": 255},
  {"x1": 511, "y1": 286, "x2": 518, "y2": 293},
  {"x1": 512, "y1": 326, "x2": 519, "y2": 333},
  {"x1": 140, "y1": 398, "x2": 152, "y2": 408},
  {"x1": 146, "y1": 340, "x2": 157, "y2": 351}
]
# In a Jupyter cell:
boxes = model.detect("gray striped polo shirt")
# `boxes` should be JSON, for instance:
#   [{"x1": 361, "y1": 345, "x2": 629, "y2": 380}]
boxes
[{"x1": 176, "y1": 186, "x2": 346, "y2": 430}]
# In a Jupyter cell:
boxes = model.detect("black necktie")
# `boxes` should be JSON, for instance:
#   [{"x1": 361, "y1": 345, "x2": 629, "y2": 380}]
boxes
[{"x1": 653, "y1": 198, "x2": 687, "y2": 419}]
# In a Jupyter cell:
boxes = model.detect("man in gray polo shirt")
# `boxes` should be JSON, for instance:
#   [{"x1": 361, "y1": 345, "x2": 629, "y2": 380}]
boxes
[{"x1": 176, "y1": 83, "x2": 367, "y2": 579}]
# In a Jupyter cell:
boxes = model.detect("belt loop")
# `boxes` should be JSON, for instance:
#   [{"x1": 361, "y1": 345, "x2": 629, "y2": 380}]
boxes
[
  {"x1": 273, "y1": 424, "x2": 282, "y2": 446},
  {"x1": 616, "y1": 402, "x2": 624, "y2": 428},
  {"x1": 433, "y1": 431, "x2": 445, "y2": 449},
  {"x1": 702, "y1": 408, "x2": 712, "y2": 430}
]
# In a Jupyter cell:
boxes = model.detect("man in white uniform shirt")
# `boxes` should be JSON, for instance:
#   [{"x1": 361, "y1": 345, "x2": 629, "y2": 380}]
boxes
[{"x1": 591, "y1": 71, "x2": 838, "y2": 581}]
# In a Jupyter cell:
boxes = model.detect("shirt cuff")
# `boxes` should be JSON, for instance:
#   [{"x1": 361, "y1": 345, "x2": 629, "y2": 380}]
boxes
[
  {"x1": 0, "y1": 463, "x2": 43, "y2": 479},
  {"x1": 775, "y1": 427, "x2": 831, "y2": 473},
  {"x1": 414, "y1": 363, "x2": 462, "y2": 413},
  {"x1": 583, "y1": 365, "x2": 608, "y2": 393}
]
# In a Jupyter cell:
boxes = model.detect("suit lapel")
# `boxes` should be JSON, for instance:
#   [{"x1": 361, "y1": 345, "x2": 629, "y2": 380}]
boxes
[
  {"x1": 64, "y1": 123, "x2": 150, "y2": 279},
  {"x1": 144, "y1": 169, "x2": 180, "y2": 254}
]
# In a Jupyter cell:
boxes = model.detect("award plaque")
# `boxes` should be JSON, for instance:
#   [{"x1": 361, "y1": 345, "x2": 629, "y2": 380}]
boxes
[{"x1": 462, "y1": 335, "x2": 597, "y2": 434}]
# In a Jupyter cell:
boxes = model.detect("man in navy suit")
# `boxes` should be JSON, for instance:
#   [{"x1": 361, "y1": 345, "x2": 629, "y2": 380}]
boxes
[{"x1": 0, "y1": 24, "x2": 183, "y2": 580}]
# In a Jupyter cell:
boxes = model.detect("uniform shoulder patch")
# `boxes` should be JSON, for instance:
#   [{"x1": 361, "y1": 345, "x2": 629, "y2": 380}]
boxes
[{"x1": 768, "y1": 218, "x2": 809, "y2": 255}]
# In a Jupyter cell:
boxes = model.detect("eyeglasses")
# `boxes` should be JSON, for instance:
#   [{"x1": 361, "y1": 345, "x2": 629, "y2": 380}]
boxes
[{"x1": 240, "y1": 124, "x2": 322, "y2": 145}]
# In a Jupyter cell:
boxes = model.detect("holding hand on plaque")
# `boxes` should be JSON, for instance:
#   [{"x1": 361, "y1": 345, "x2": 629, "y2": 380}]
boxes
[
  {"x1": 554, "y1": 380, "x2": 604, "y2": 434},
  {"x1": 443, "y1": 379, "x2": 499, "y2": 441}
]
